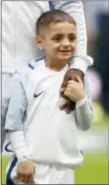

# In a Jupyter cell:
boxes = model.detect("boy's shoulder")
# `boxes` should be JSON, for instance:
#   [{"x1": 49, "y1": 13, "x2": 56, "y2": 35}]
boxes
[
  {"x1": 12, "y1": 57, "x2": 44, "y2": 90},
  {"x1": 16, "y1": 57, "x2": 44, "y2": 79},
  {"x1": 21, "y1": 57, "x2": 44, "y2": 74}
]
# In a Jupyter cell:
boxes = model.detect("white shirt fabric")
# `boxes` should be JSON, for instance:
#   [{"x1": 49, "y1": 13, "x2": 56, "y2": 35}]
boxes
[{"x1": 5, "y1": 59, "x2": 93, "y2": 168}]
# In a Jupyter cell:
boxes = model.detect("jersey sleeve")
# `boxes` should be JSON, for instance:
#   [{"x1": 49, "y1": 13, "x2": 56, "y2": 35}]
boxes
[
  {"x1": 4, "y1": 74, "x2": 28, "y2": 131},
  {"x1": 75, "y1": 75, "x2": 94, "y2": 130}
]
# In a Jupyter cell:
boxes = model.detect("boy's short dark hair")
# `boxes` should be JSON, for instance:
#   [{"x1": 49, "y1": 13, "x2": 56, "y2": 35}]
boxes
[{"x1": 36, "y1": 9, "x2": 76, "y2": 35}]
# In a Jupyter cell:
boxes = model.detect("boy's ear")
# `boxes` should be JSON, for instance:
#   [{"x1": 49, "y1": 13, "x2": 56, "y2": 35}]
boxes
[{"x1": 35, "y1": 35, "x2": 43, "y2": 50}]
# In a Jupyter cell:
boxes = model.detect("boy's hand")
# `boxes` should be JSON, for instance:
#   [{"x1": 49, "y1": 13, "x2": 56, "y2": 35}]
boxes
[
  {"x1": 17, "y1": 160, "x2": 35, "y2": 183},
  {"x1": 64, "y1": 76, "x2": 85, "y2": 102}
]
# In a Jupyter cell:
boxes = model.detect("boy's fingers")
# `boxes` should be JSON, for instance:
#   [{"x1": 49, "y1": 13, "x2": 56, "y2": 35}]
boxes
[
  {"x1": 64, "y1": 87, "x2": 73, "y2": 95},
  {"x1": 68, "y1": 80, "x2": 78, "y2": 86},
  {"x1": 25, "y1": 174, "x2": 33, "y2": 183},
  {"x1": 64, "y1": 90, "x2": 71, "y2": 97},
  {"x1": 24, "y1": 175, "x2": 29, "y2": 183},
  {"x1": 18, "y1": 172, "x2": 33, "y2": 183},
  {"x1": 21, "y1": 174, "x2": 33, "y2": 183},
  {"x1": 17, "y1": 171, "x2": 24, "y2": 182},
  {"x1": 28, "y1": 175, "x2": 34, "y2": 183},
  {"x1": 65, "y1": 87, "x2": 72, "y2": 92},
  {"x1": 20, "y1": 175, "x2": 25, "y2": 183}
]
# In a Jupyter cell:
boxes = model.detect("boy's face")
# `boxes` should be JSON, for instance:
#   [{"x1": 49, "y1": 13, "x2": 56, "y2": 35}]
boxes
[{"x1": 36, "y1": 22, "x2": 76, "y2": 65}]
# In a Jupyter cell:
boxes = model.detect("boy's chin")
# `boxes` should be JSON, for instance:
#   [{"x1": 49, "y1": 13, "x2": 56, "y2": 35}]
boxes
[{"x1": 57, "y1": 55, "x2": 72, "y2": 62}]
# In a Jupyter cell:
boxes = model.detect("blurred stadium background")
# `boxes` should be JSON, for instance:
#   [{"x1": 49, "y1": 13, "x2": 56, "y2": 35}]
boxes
[{"x1": 1, "y1": 1, "x2": 109, "y2": 184}]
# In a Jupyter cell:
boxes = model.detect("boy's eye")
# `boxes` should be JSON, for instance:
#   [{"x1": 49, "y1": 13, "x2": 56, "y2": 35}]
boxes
[
  {"x1": 52, "y1": 34, "x2": 63, "y2": 42},
  {"x1": 53, "y1": 37, "x2": 62, "y2": 42},
  {"x1": 69, "y1": 35, "x2": 76, "y2": 42},
  {"x1": 69, "y1": 37, "x2": 74, "y2": 40}
]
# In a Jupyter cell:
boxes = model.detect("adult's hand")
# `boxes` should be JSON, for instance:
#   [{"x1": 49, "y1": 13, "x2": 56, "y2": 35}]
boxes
[{"x1": 60, "y1": 69, "x2": 84, "y2": 113}]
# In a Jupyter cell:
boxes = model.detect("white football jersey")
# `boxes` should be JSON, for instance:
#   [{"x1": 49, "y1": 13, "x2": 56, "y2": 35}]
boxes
[
  {"x1": 4, "y1": 58, "x2": 93, "y2": 167},
  {"x1": 24, "y1": 59, "x2": 83, "y2": 167}
]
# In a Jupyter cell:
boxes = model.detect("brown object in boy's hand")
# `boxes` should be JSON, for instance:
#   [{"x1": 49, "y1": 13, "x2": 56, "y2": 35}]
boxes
[{"x1": 60, "y1": 69, "x2": 84, "y2": 113}]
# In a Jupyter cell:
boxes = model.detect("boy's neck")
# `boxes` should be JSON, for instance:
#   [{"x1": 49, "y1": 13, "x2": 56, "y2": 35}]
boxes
[{"x1": 44, "y1": 56, "x2": 67, "y2": 71}]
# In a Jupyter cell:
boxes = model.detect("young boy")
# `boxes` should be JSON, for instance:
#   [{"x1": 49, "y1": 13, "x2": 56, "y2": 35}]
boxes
[
  {"x1": 5, "y1": 10, "x2": 93, "y2": 184},
  {"x1": 1, "y1": 0, "x2": 93, "y2": 150}
]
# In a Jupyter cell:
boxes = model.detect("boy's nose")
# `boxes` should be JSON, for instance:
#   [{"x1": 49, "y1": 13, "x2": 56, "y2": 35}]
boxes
[{"x1": 62, "y1": 39, "x2": 70, "y2": 47}]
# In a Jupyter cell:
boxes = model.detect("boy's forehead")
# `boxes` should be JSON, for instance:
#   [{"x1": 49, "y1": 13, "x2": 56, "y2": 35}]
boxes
[{"x1": 45, "y1": 22, "x2": 76, "y2": 35}]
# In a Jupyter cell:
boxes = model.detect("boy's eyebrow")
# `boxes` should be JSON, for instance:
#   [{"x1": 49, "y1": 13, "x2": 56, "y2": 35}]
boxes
[
  {"x1": 69, "y1": 33, "x2": 77, "y2": 38},
  {"x1": 51, "y1": 32, "x2": 76, "y2": 37},
  {"x1": 52, "y1": 33, "x2": 63, "y2": 36}
]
